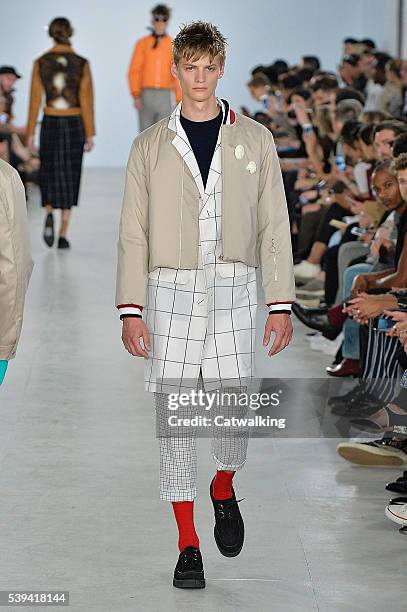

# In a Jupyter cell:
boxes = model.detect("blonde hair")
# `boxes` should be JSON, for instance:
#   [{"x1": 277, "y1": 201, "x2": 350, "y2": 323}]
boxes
[
  {"x1": 392, "y1": 152, "x2": 407, "y2": 172},
  {"x1": 315, "y1": 104, "x2": 334, "y2": 137},
  {"x1": 173, "y1": 21, "x2": 227, "y2": 66}
]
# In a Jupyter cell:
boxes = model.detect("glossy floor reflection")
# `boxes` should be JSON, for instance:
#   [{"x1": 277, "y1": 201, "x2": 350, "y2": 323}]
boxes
[{"x1": 0, "y1": 169, "x2": 405, "y2": 612}]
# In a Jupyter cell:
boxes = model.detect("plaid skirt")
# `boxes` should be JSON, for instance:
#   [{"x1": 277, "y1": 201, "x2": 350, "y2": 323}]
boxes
[{"x1": 39, "y1": 115, "x2": 85, "y2": 209}]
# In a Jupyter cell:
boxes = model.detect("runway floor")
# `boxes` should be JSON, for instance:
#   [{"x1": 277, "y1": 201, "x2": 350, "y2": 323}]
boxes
[{"x1": 1, "y1": 168, "x2": 406, "y2": 612}]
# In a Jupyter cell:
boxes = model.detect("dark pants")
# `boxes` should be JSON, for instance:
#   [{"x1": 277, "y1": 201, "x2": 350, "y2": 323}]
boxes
[
  {"x1": 297, "y1": 202, "x2": 348, "y2": 259},
  {"x1": 324, "y1": 225, "x2": 360, "y2": 305}
]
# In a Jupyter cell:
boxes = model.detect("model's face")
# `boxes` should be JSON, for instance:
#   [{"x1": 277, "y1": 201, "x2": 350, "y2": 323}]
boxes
[
  {"x1": 373, "y1": 169, "x2": 402, "y2": 210},
  {"x1": 397, "y1": 168, "x2": 407, "y2": 202},
  {"x1": 374, "y1": 129, "x2": 396, "y2": 160},
  {"x1": 171, "y1": 54, "x2": 224, "y2": 102},
  {"x1": 152, "y1": 15, "x2": 168, "y2": 36},
  {"x1": 0, "y1": 74, "x2": 17, "y2": 93}
]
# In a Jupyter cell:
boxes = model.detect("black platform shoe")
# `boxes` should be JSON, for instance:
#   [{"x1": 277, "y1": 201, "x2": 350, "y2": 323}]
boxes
[
  {"x1": 58, "y1": 237, "x2": 70, "y2": 249},
  {"x1": 173, "y1": 546, "x2": 205, "y2": 589},
  {"x1": 210, "y1": 476, "x2": 245, "y2": 557},
  {"x1": 386, "y1": 471, "x2": 407, "y2": 494},
  {"x1": 43, "y1": 213, "x2": 54, "y2": 247}
]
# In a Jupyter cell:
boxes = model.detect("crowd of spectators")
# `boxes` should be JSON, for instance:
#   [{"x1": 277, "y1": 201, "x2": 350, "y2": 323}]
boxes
[
  {"x1": 0, "y1": 65, "x2": 40, "y2": 190},
  {"x1": 244, "y1": 36, "x2": 407, "y2": 529}
]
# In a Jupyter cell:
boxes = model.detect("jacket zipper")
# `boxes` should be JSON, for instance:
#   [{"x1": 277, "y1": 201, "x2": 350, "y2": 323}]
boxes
[
  {"x1": 178, "y1": 161, "x2": 184, "y2": 267},
  {"x1": 271, "y1": 238, "x2": 278, "y2": 280},
  {"x1": 219, "y1": 124, "x2": 224, "y2": 260}
]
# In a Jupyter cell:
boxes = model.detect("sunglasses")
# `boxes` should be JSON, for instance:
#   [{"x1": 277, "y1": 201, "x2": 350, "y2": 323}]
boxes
[{"x1": 154, "y1": 15, "x2": 168, "y2": 22}]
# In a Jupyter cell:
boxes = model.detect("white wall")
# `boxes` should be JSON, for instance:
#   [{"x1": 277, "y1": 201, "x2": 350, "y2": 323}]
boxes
[
  {"x1": 2, "y1": 0, "x2": 400, "y2": 166},
  {"x1": 402, "y1": 0, "x2": 407, "y2": 58}
]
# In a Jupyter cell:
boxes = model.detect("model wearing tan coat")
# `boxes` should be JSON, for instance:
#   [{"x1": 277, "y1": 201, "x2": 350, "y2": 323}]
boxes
[
  {"x1": 0, "y1": 160, "x2": 33, "y2": 361},
  {"x1": 116, "y1": 109, "x2": 296, "y2": 310}
]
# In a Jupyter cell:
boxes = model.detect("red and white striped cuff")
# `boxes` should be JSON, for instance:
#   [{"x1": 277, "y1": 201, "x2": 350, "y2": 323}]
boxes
[
  {"x1": 267, "y1": 302, "x2": 293, "y2": 312},
  {"x1": 117, "y1": 303, "x2": 144, "y2": 317}
]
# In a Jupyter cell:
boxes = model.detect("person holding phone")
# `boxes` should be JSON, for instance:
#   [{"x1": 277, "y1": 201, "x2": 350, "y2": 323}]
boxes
[{"x1": 0, "y1": 159, "x2": 33, "y2": 385}]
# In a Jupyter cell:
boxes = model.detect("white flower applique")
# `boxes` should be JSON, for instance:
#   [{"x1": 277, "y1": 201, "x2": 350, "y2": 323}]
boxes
[
  {"x1": 234, "y1": 144, "x2": 245, "y2": 159},
  {"x1": 235, "y1": 144, "x2": 256, "y2": 174}
]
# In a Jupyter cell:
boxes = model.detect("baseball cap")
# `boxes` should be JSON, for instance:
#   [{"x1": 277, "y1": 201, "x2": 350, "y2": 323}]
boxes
[{"x1": 0, "y1": 66, "x2": 22, "y2": 78}]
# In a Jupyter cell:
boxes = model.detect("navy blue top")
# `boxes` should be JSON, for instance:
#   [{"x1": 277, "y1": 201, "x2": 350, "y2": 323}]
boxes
[{"x1": 180, "y1": 108, "x2": 223, "y2": 188}]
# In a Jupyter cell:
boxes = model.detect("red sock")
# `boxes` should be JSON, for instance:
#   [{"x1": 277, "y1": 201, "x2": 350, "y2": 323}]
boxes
[
  {"x1": 171, "y1": 501, "x2": 200, "y2": 552},
  {"x1": 211, "y1": 470, "x2": 236, "y2": 500}
]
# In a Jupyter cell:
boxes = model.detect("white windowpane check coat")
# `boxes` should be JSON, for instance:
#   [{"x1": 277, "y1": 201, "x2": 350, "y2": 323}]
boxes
[{"x1": 118, "y1": 98, "x2": 294, "y2": 394}]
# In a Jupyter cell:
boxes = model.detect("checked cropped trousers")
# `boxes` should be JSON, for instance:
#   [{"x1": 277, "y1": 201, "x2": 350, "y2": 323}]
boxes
[{"x1": 154, "y1": 367, "x2": 250, "y2": 501}]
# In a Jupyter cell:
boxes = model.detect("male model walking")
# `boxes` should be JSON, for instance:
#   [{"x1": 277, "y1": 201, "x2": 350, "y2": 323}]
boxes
[
  {"x1": 0, "y1": 159, "x2": 34, "y2": 385},
  {"x1": 128, "y1": 4, "x2": 182, "y2": 132},
  {"x1": 116, "y1": 21, "x2": 295, "y2": 588}
]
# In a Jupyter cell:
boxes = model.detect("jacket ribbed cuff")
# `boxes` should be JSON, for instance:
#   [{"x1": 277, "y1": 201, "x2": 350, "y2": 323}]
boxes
[
  {"x1": 267, "y1": 302, "x2": 292, "y2": 313},
  {"x1": 117, "y1": 304, "x2": 143, "y2": 319}
]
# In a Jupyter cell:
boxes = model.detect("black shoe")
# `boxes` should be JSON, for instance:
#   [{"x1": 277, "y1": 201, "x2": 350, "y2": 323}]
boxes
[
  {"x1": 173, "y1": 546, "x2": 205, "y2": 589},
  {"x1": 292, "y1": 302, "x2": 329, "y2": 331},
  {"x1": 292, "y1": 303, "x2": 341, "y2": 340},
  {"x1": 210, "y1": 476, "x2": 245, "y2": 557},
  {"x1": 388, "y1": 496, "x2": 407, "y2": 505},
  {"x1": 43, "y1": 213, "x2": 54, "y2": 247},
  {"x1": 328, "y1": 382, "x2": 366, "y2": 407},
  {"x1": 58, "y1": 237, "x2": 70, "y2": 249},
  {"x1": 386, "y1": 471, "x2": 407, "y2": 494},
  {"x1": 330, "y1": 389, "x2": 385, "y2": 416}
]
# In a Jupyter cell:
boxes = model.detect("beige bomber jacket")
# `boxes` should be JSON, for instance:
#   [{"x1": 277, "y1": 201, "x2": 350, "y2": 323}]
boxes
[
  {"x1": 0, "y1": 160, "x2": 34, "y2": 360},
  {"x1": 116, "y1": 107, "x2": 295, "y2": 310}
]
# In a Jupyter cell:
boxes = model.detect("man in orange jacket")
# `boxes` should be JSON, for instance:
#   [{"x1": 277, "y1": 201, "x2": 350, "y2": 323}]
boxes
[{"x1": 128, "y1": 4, "x2": 182, "y2": 132}]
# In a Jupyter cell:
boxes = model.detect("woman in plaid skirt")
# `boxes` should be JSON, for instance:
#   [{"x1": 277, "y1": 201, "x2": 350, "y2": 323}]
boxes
[{"x1": 26, "y1": 17, "x2": 95, "y2": 249}]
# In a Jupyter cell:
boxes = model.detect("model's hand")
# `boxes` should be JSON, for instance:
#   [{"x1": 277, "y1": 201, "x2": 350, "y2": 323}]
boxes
[
  {"x1": 84, "y1": 137, "x2": 94, "y2": 152},
  {"x1": 133, "y1": 96, "x2": 143, "y2": 110},
  {"x1": 263, "y1": 313, "x2": 293, "y2": 357},
  {"x1": 122, "y1": 318, "x2": 151, "y2": 358}
]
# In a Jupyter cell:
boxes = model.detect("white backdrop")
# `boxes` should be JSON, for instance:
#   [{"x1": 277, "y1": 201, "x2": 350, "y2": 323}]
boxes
[{"x1": 2, "y1": 0, "x2": 400, "y2": 166}]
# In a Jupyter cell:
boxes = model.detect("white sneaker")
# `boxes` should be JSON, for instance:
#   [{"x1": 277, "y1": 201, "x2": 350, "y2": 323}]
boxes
[
  {"x1": 295, "y1": 274, "x2": 325, "y2": 297},
  {"x1": 385, "y1": 502, "x2": 407, "y2": 526},
  {"x1": 322, "y1": 332, "x2": 344, "y2": 356},
  {"x1": 294, "y1": 261, "x2": 321, "y2": 282},
  {"x1": 337, "y1": 438, "x2": 407, "y2": 467}
]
